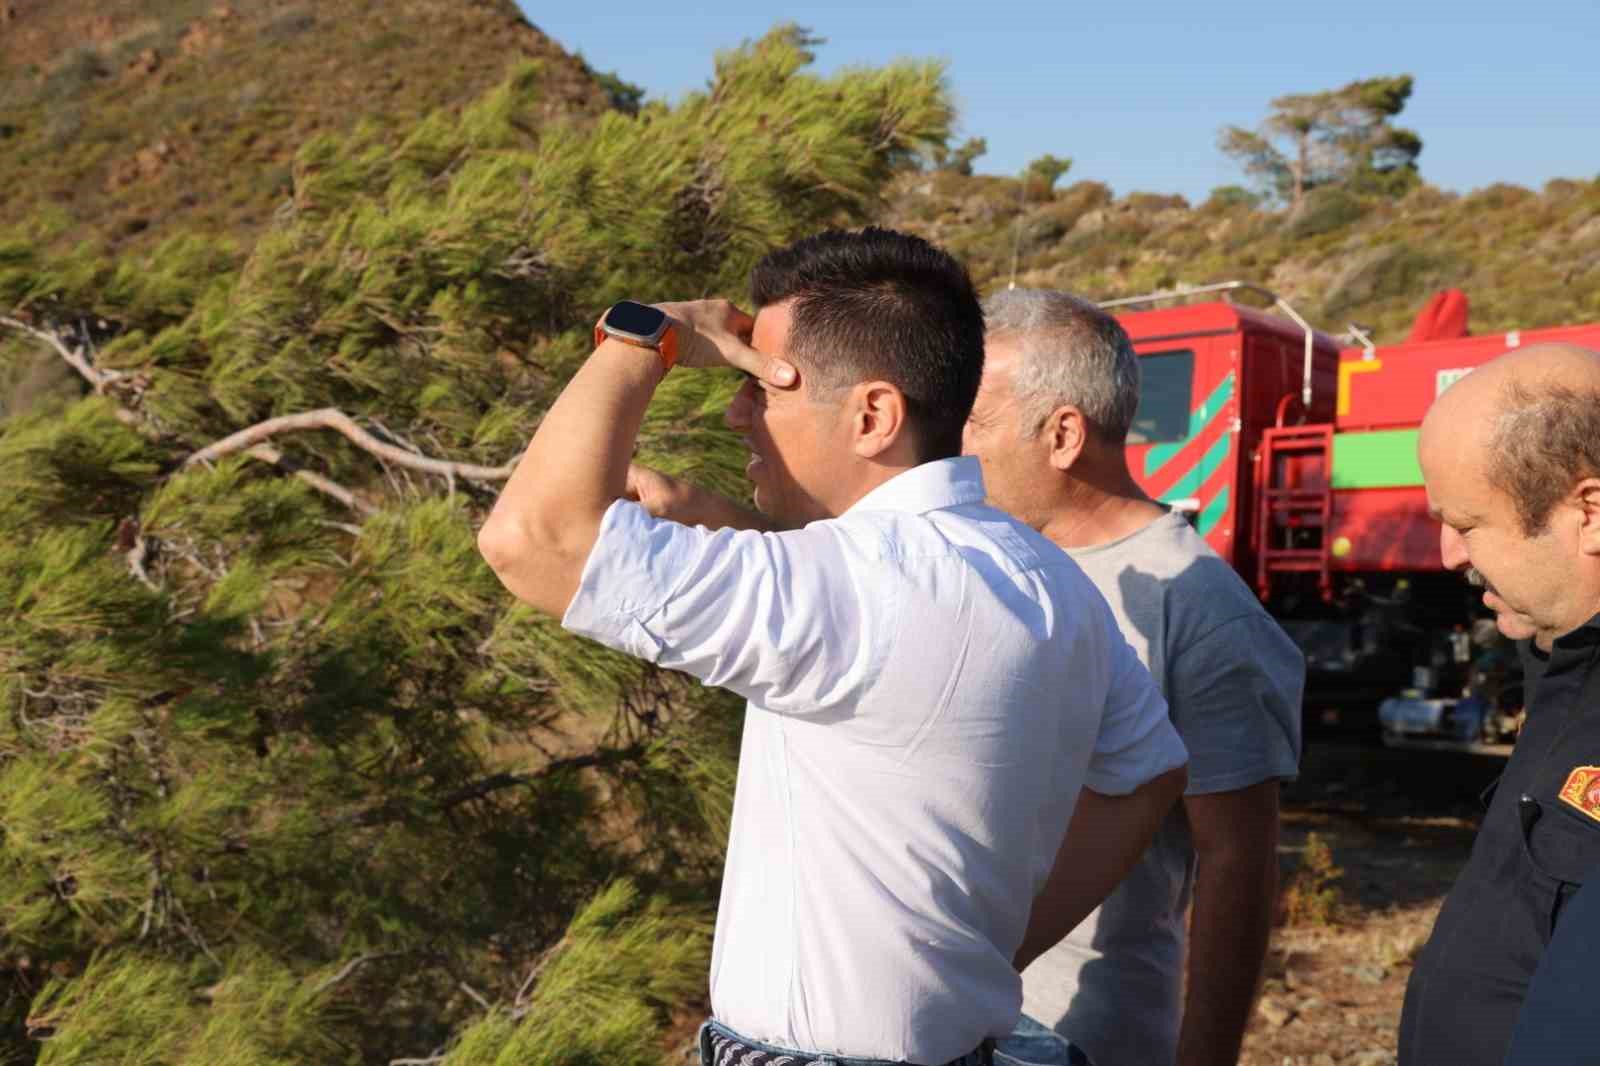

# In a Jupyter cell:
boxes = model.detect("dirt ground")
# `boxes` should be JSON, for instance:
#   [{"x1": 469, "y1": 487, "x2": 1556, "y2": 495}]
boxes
[{"x1": 1240, "y1": 735, "x2": 1498, "y2": 1066}]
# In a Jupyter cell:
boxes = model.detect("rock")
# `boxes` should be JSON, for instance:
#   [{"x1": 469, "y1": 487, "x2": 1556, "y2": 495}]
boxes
[
  {"x1": 1258, "y1": 997, "x2": 1296, "y2": 1027},
  {"x1": 1346, "y1": 1052, "x2": 1395, "y2": 1066},
  {"x1": 180, "y1": 21, "x2": 222, "y2": 56},
  {"x1": 1298, "y1": 996, "x2": 1325, "y2": 1013},
  {"x1": 1345, "y1": 962, "x2": 1389, "y2": 985},
  {"x1": 124, "y1": 47, "x2": 161, "y2": 79},
  {"x1": 106, "y1": 140, "x2": 178, "y2": 190},
  {"x1": 1075, "y1": 208, "x2": 1108, "y2": 234}
]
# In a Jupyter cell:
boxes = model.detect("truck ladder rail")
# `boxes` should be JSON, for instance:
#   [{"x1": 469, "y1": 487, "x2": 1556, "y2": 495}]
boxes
[
  {"x1": 1098, "y1": 280, "x2": 1319, "y2": 409},
  {"x1": 1254, "y1": 422, "x2": 1335, "y2": 602}
]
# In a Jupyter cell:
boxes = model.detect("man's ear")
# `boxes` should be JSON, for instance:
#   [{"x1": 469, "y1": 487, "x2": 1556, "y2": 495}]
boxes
[
  {"x1": 850, "y1": 381, "x2": 909, "y2": 460},
  {"x1": 1575, "y1": 478, "x2": 1600, "y2": 555},
  {"x1": 1044, "y1": 405, "x2": 1089, "y2": 472}
]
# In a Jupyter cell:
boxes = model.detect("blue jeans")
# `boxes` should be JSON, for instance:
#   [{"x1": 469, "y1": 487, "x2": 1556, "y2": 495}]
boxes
[
  {"x1": 993, "y1": 1015, "x2": 1094, "y2": 1066},
  {"x1": 697, "y1": 1018, "x2": 992, "y2": 1066}
]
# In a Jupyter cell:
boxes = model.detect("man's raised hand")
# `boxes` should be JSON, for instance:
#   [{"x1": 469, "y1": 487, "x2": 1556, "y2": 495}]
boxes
[
  {"x1": 624, "y1": 463, "x2": 693, "y2": 521},
  {"x1": 655, "y1": 299, "x2": 796, "y2": 387}
]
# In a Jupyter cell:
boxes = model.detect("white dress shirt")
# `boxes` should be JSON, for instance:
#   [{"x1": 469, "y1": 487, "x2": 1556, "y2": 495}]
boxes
[{"x1": 563, "y1": 457, "x2": 1186, "y2": 1064}]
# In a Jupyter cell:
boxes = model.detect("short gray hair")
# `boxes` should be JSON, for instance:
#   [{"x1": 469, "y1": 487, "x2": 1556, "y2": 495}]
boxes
[
  {"x1": 1488, "y1": 376, "x2": 1600, "y2": 536},
  {"x1": 981, "y1": 288, "x2": 1141, "y2": 443}
]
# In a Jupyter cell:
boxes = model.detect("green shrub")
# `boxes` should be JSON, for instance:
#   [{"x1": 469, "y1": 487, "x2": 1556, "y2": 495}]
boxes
[
  {"x1": 1286, "y1": 186, "x2": 1367, "y2": 239},
  {"x1": 40, "y1": 47, "x2": 110, "y2": 103},
  {"x1": 1204, "y1": 184, "x2": 1263, "y2": 210}
]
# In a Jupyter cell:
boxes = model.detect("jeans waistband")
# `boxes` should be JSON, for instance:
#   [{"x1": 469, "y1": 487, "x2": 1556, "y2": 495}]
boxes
[{"x1": 698, "y1": 1019, "x2": 994, "y2": 1066}]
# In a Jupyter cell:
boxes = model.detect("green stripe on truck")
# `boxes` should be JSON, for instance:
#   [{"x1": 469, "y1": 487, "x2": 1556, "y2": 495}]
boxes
[{"x1": 1330, "y1": 429, "x2": 1424, "y2": 489}]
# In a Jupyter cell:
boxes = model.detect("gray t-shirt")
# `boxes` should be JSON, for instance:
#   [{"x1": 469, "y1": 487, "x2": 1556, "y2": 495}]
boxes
[{"x1": 1020, "y1": 511, "x2": 1304, "y2": 1066}]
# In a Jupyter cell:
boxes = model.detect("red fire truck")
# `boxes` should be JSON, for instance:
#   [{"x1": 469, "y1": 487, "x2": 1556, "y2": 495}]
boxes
[{"x1": 1101, "y1": 282, "x2": 1600, "y2": 754}]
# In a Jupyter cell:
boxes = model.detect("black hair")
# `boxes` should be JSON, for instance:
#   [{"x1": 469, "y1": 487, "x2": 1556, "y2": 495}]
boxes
[{"x1": 749, "y1": 227, "x2": 985, "y2": 461}]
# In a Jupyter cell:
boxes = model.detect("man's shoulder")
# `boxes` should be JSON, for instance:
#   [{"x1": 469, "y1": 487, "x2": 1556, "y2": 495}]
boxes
[
  {"x1": 835, "y1": 501, "x2": 1079, "y2": 577},
  {"x1": 1078, "y1": 514, "x2": 1263, "y2": 614},
  {"x1": 1078, "y1": 512, "x2": 1297, "y2": 664}
]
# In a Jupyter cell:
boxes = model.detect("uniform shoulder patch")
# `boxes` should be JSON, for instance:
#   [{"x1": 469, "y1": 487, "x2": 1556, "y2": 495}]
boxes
[{"x1": 1558, "y1": 766, "x2": 1600, "y2": 824}]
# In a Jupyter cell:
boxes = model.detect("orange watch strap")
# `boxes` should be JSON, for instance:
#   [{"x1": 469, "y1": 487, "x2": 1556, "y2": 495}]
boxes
[{"x1": 657, "y1": 322, "x2": 679, "y2": 371}]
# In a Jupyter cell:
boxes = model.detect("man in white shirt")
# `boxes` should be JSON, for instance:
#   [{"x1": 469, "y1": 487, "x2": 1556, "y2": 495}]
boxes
[{"x1": 478, "y1": 228, "x2": 1188, "y2": 1066}]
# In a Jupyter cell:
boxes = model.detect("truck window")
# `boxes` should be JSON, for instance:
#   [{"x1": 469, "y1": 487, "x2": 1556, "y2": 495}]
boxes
[{"x1": 1128, "y1": 348, "x2": 1195, "y2": 444}]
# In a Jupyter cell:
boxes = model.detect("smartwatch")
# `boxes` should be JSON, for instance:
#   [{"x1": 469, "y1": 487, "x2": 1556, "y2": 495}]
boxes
[{"x1": 594, "y1": 300, "x2": 679, "y2": 372}]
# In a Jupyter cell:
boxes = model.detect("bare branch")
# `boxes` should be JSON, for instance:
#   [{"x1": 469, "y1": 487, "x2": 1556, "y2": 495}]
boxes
[
  {"x1": 187, "y1": 407, "x2": 522, "y2": 482},
  {"x1": 312, "y1": 952, "x2": 405, "y2": 997},
  {"x1": 0, "y1": 315, "x2": 124, "y2": 393},
  {"x1": 242, "y1": 443, "x2": 378, "y2": 517},
  {"x1": 457, "y1": 980, "x2": 493, "y2": 1012},
  {"x1": 430, "y1": 750, "x2": 617, "y2": 811},
  {"x1": 126, "y1": 535, "x2": 159, "y2": 592},
  {"x1": 515, "y1": 934, "x2": 570, "y2": 1009}
]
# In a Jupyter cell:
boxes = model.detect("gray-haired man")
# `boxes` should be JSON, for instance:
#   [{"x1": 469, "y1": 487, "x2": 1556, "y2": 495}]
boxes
[{"x1": 963, "y1": 289, "x2": 1304, "y2": 1066}]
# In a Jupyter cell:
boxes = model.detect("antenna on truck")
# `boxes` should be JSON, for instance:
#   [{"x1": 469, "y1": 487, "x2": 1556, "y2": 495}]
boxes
[{"x1": 1006, "y1": 167, "x2": 1026, "y2": 290}]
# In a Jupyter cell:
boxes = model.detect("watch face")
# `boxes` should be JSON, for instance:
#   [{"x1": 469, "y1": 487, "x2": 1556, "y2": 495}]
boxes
[{"x1": 604, "y1": 300, "x2": 667, "y2": 340}]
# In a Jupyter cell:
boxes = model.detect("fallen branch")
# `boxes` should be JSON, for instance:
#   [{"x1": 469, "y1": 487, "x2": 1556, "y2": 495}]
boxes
[{"x1": 187, "y1": 408, "x2": 521, "y2": 481}]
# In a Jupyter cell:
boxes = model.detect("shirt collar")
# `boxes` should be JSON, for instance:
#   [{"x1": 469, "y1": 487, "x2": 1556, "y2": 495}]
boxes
[
  {"x1": 1551, "y1": 611, "x2": 1600, "y2": 651},
  {"x1": 844, "y1": 456, "x2": 987, "y2": 516}
]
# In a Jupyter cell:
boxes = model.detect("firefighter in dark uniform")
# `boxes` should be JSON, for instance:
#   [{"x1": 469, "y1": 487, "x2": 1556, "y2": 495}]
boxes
[
  {"x1": 1505, "y1": 859, "x2": 1600, "y2": 1065},
  {"x1": 1401, "y1": 342, "x2": 1600, "y2": 1066}
]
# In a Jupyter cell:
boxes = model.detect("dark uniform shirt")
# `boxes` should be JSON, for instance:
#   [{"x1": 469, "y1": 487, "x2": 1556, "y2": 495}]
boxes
[{"x1": 1399, "y1": 613, "x2": 1600, "y2": 1066}]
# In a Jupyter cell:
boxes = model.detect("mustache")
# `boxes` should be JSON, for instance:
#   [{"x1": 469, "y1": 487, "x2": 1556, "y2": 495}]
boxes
[{"x1": 1466, "y1": 567, "x2": 1491, "y2": 591}]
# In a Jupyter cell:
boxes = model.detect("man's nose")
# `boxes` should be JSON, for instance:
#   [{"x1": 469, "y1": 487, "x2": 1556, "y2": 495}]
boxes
[
  {"x1": 725, "y1": 378, "x2": 755, "y2": 432},
  {"x1": 1439, "y1": 524, "x2": 1470, "y2": 571}
]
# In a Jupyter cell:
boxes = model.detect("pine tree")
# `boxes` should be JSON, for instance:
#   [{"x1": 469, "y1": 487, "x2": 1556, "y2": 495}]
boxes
[
  {"x1": 1217, "y1": 74, "x2": 1422, "y2": 208},
  {"x1": 0, "y1": 27, "x2": 952, "y2": 1064}
]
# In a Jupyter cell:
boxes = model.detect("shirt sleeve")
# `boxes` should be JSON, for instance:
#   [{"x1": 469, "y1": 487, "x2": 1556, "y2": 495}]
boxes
[
  {"x1": 1168, "y1": 613, "x2": 1305, "y2": 795},
  {"x1": 1084, "y1": 621, "x2": 1189, "y2": 796},
  {"x1": 560, "y1": 499, "x2": 881, "y2": 713}
]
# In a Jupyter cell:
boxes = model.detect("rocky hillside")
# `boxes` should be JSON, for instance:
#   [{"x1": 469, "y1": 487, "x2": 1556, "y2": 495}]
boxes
[
  {"x1": 0, "y1": 0, "x2": 611, "y2": 255},
  {"x1": 886, "y1": 171, "x2": 1600, "y2": 341}
]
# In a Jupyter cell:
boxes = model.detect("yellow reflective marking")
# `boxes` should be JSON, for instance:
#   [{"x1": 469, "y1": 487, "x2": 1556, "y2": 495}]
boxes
[{"x1": 1336, "y1": 359, "x2": 1384, "y2": 417}]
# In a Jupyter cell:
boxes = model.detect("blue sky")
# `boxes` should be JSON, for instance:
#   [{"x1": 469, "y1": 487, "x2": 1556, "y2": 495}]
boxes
[{"x1": 515, "y1": 1, "x2": 1599, "y2": 204}]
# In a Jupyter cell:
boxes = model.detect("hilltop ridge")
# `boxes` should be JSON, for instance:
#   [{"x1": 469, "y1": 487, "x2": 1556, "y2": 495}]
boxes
[
  {"x1": 0, "y1": 0, "x2": 610, "y2": 254},
  {"x1": 886, "y1": 170, "x2": 1600, "y2": 342}
]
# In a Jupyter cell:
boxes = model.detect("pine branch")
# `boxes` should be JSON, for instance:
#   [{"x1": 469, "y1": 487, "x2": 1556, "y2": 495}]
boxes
[
  {"x1": 347, "y1": 747, "x2": 645, "y2": 829},
  {"x1": 430, "y1": 749, "x2": 627, "y2": 811},
  {"x1": 186, "y1": 408, "x2": 523, "y2": 482}
]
